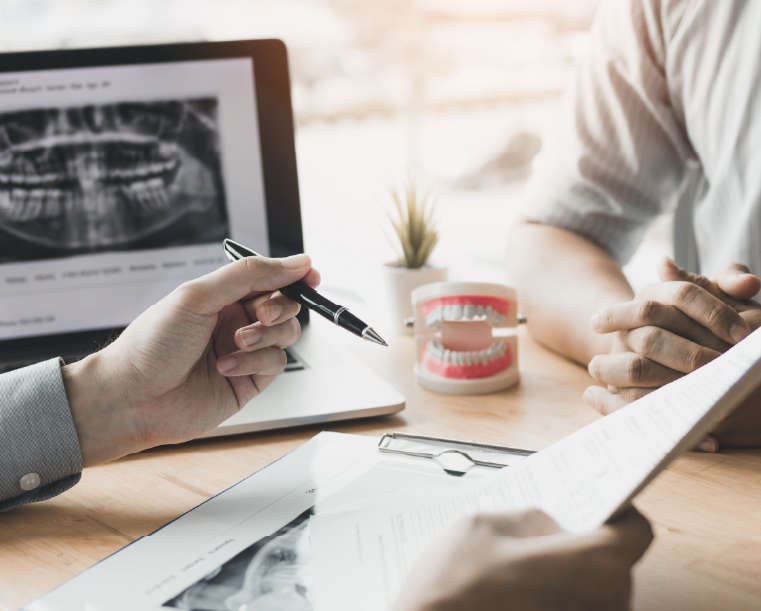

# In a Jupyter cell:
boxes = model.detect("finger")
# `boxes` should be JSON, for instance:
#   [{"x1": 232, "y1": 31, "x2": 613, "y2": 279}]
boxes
[
  {"x1": 303, "y1": 267, "x2": 321, "y2": 288},
  {"x1": 647, "y1": 281, "x2": 750, "y2": 344},
  {"x1": 715, "y1": 263, "x2": 761, "y2": 301},
  {"x1": 695, "y1": 434, "x2": 719, "y2": 453},
  {"x1": 610, "y1": 386, "x2": 654, "y2": 403},
  {"x1": 591, "y1": 301, "x2": 730, "y2": 352},
  {"x1": 741, "y1": 309, "x2": 761, "y2": 332},
  {"x1": 216, "y1": 346, "x2": 288, "y2": 377},
  {"x1": 599, "y1": 507, "x2": 654, "y2": 565},
  {"x1": 626, "y1": 326, "x2": 721, "y2": 373},
  {"x1": 175, "y1": 254, "x2": 312, "y2": 315},
  {"x1": 243, "y1": 293, "x2": 301, "y2": 326},
  {"x1": 213, "y1": 303, "x2": 257, "y2": 404},
  {"x1": 658, "y1": 257, "x2": 711, "y2": 290},
  {"x1": 234, "y1": 318, "x2": 301, "y2": 351},
  {"x1": 461, "y1": 510, "x2": 562, "y2": 538},
  {"x1": 251, "y1": 373, "x2": 279, "y2": 395},
  {"x1": 588, "y1": 352, "x2": 682, "y2": 388},
  {"x1": 583, "y1": 385, "x2": 631, "y2": 415}
]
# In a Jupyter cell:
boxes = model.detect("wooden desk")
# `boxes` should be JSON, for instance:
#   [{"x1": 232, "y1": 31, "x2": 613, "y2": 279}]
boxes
[{"x1": 2, "y1": 329, "x2": 761, "y2": 610}]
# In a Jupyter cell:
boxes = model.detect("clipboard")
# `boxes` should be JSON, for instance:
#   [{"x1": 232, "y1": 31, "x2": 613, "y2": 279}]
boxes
[
  {"x1": 27, "y1": 431, "x2": 529, "y2": 611},
  {"x1": 378, "y1": 432, "x2": 533, "y2": 475}
]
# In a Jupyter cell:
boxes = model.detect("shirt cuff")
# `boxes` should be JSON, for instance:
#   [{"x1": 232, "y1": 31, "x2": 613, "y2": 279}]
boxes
[{"x1": 0, "y1": 358, "x2": 83, "y2": 511}]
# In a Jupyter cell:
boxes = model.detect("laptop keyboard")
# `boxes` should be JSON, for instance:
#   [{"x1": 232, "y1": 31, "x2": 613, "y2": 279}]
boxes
[{"x1": 0, "y1": 347, "x2": 305, "y2": 374}]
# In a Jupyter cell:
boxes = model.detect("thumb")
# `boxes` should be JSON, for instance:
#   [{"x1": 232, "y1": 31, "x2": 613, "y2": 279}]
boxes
[
  {"x1": 658, "y1": 257, "x2": 711, "y2": 289},
  {"x1": 658, "y1": 257, "x2": 732, "y2": 300},
  {"x1": 598, "y1": 506, "x2": 653, "y2": 565},
  {"x1": 658, "y1": 257, "x2": 688, "y2": 282},
  {"x1": 715, "y1": 263, "x2": 761, "y2": 301},
  {"x1": 176, "y1": 254, "x2": 312, "y2": 314}
]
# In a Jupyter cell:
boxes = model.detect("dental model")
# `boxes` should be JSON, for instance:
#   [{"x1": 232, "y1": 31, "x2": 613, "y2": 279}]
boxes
[{"x1": 412, "y1": 281, "x2": 519, "y2": 394}]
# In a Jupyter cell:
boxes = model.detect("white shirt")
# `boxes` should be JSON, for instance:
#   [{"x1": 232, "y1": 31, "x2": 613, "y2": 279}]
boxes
[{"x1": 525, "y1": 0, "x2": 761, "y2": 277}]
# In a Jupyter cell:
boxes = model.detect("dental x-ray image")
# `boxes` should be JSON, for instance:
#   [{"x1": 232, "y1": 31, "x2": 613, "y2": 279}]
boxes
[
  {"x1": 163, "y1": 508, "x2": 314, "y2": 611},
  {"x1": 0, "y1": 98, "x2": 229, "y2": 263}
]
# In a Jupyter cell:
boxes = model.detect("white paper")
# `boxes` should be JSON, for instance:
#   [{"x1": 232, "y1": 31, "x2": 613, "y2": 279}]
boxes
[
  {"x1": 311, "y1": 328, "x2": 761, "y2": 611},
  {"x1": 27, "y1": 432, "x2": 492, "y2": 611}
]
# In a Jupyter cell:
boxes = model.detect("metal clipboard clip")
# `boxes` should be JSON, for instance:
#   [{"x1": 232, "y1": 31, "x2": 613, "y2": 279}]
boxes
[{"x1": 378, "y1": 432, "x2": 534, "y2": 476}]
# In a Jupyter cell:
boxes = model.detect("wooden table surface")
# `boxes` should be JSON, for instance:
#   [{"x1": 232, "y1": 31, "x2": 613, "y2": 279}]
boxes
[{"x1": 2, "y1": 328, "x2": 761, "y2": 610}]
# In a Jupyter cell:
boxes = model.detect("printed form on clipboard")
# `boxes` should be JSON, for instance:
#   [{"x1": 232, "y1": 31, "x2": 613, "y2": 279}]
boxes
[
  {"x1": 25, "y1": 432, "x2": 528, "y2": 611},
  {"x1": 310, "y1": 327, "x2": 761, "y2": 611}
]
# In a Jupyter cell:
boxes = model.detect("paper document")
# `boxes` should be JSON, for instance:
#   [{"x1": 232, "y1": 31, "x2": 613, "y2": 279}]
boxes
[
  {"x1": 27, "y1": 432, "x2": 496, "y2": 611},
  {"x1": 310, "y1": 328, "x2": 761, "y2": 611}
]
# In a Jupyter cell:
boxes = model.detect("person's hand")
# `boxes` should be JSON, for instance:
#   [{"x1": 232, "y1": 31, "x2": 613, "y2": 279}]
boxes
[
  {"x1": 61, "y1": 254, "x2": 320, "y2": 465},
  {"x1": 393, "y1": 508, "x2": 652, "y2": 611},
  {"x1": 584, "y1": 259, "x2": 761, "y2": 450}
]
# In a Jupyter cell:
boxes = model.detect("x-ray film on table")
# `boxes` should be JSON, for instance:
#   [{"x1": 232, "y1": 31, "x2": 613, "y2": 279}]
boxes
[{"x1": 25, "y1": 432, "x2": 489, "y2": 611}]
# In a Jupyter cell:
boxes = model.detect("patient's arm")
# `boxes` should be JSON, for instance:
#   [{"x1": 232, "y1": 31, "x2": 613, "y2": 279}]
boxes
[{"x1": 508, "y1": 220, "x2": 634, "y2": 365}]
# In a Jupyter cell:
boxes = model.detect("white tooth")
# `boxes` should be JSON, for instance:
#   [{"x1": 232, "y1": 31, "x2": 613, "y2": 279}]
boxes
[
  {"x1": 9, "y1": 188, "x2": 26, "y2": 220},
  {"x1": 453, "y1": 305, "x2": 464, "y2": 320},
  {"x1": 44, "y1": 191, "x2": 62, "y2": 217},
  {"x1": 442, "y1": 305, "x2": 452, "y2": 320},
  {"x1": 443, "y1": 349, "x2": 452, "y2": 363},
  {"x1": 154, "y1": 187, "x2": 169, "y2": 209},
  {"x1": 464, "y1": 305, "x2": 476, "y2": 320},
  {"x1": 0, "y1": 191, "x2": 11, "y2": 214},
  {"x1": 464, "y1": 352, "x2": 472, "y2": 366},
  {"x1": 476, "y1": 305, "x2": 486, "y2": 319},
  {"x1": 25, "y1": 190, "x2": 44, "y2": 220}
]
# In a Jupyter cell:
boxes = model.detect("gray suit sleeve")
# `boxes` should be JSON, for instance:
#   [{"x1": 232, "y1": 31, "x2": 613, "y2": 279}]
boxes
[{"x1": 0, "y1": 358, "x2": 83, "y2": 511}]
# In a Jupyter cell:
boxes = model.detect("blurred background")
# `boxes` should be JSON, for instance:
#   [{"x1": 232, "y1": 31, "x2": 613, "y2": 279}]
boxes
[{"x1": 1, "y1": 0, "x2": 668, "y2": 320}]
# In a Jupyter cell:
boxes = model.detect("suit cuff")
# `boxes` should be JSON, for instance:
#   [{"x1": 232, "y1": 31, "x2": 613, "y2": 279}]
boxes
[{"x1": 0, "y1": 358, "x2": 83, "y2": 511}]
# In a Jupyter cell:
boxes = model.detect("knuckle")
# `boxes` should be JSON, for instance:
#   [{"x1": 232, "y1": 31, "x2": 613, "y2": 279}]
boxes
[
  {"x1": 626, "y1": 356, "x2": 647, "y2": 384},
  {"x1": 171, "y1": 281, "x2": 199, "y2": 308},
  {"x1": 673, "y1": 282, "x2": 697, "y2": 305},
  {"x1": 634, "y1": 326, "x2": 660, "y2": 355},
  {"x1": 704, "y1": 303, "x2": 730, "y2": 329},
  {"x1": 685, "y1": 346, "x2": 707, "y2": 371},
  {"x1": 636, "y1": 301, "x2": 660, "y2": 324}
]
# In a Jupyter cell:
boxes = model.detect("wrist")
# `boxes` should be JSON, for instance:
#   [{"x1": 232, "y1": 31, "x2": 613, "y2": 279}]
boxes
[{"x1": 62, "y1": 352, "x2": 142, "y2": 466}]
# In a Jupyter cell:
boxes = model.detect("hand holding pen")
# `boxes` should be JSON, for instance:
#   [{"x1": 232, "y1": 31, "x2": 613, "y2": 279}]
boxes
[{"x1": 224, "y1": 239, "x2": 389, "y2": 346}]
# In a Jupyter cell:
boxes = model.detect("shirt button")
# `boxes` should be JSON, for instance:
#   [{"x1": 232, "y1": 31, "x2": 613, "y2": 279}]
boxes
[{"x1": 19, "y1": 472, "x2": 41, "y2": 491}]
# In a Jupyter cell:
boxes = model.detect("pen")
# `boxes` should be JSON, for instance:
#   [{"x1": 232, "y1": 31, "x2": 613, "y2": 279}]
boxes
[{"x1": 223, "y1": 238, "x2": 389, "y2": 346}]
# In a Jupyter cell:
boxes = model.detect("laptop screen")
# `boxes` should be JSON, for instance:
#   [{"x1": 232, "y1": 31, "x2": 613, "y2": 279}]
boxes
[{"x1": 0, "y1": 57, "x2": 269, "y2": 341}]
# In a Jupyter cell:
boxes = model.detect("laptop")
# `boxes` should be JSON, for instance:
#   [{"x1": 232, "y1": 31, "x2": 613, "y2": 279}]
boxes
[{"x1": 0, "y1": 39, "x2": 404, "y2": 435}]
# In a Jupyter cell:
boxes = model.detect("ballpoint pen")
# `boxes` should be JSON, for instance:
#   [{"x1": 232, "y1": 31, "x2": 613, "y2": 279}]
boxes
[{"x1": 223, "y1": 238, "x2": 389, "y2": 346}]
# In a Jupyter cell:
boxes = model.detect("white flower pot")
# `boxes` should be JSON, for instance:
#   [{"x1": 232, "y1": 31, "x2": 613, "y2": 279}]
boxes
[{"x1": 382, "y1": 263, "x2": 448, "y2": 336}]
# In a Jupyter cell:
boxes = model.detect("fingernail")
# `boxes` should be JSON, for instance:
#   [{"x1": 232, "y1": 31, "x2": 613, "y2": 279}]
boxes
[
  {"x1": 731, "y1": 323, "x2": 750, "y2": 343},
  {"x1": 217, "y1": 355, "x2": 237, "y2": 373},
  {"x1": 238, "y1": 328, "x2": 261, "y2": 348},
  {"x1": 282, "y1": 253, "x2": 310, "y2": 269},
  {"x1": 263, "y1": 304, "x2": 282, "y2": 322},
  {"x1": 697, "y1": 437, "x2": 718, "y2": 453}
]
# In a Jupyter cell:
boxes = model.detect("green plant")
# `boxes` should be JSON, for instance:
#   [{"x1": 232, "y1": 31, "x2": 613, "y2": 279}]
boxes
[{"x1": 388, "y1": 185, "x2": 439, "y2": 269}]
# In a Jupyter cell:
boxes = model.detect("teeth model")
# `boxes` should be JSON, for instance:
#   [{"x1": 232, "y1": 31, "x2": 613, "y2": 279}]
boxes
[{"x1": 411, "y1": 282, "x2": 520, "y2": 395}]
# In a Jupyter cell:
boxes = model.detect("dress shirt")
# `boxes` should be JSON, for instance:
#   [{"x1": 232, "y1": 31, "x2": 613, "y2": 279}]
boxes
[
  {"x1": 0, "y1": 358, "x2": 83, "y2": 511},
  {"x1": 525, "y1": 0, "x2": 761, "y2": 276}
]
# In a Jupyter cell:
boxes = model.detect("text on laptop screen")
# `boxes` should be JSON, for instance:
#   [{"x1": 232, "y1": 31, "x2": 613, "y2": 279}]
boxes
[{"x1": 0, "y1": 58, "x2": 268, "y2": 340}]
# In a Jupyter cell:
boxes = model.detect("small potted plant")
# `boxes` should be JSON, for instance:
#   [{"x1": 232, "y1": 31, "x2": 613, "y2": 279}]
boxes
[{"x1": 383, "y1": 184, "x2": 447, "y2": 334}]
